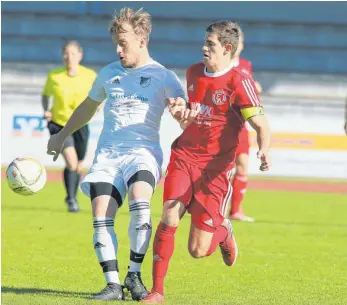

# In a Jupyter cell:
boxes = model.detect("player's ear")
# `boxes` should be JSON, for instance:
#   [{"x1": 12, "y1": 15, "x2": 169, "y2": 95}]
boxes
[
  {"x1": 140, "y1": 37, "x2": 147, "y2": 48},
  {"x1": 224, "y1": 43, "x2": 232, "y2": 55}
]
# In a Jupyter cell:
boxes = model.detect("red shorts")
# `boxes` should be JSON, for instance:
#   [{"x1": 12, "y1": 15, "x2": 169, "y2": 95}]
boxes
[
  {"x1": 164, "y1": 157, "x2": 233, "y2": 232},
  {"x1": 236, "y1": 125, "x2": 250, "y2": 156}
]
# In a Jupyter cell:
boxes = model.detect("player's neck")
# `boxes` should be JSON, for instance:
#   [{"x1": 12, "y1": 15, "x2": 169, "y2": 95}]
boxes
[
  {"x1": 230, "y1": 56, "x2": 240, "y2": 67},
  {"x1": 206, "y1": 59, "x2": 233, "y2": 73},
  {"x1": 67, "y1": 66, "x2": 78, "y2": 77},
  {"x1": 134, "y1": 51, "x2": 152, "y2": 69}
]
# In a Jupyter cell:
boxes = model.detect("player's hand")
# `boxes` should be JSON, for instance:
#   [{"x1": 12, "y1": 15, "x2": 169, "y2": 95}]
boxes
[
  {"x1": 47, "y1": 133, "x2": 65, "y2": 162},
  {"x1": 167, "y1": 97, "x2": 187, "y2": 121},
  {"x1": 181, "y1": 109, "x2": 199, "y2": 123},
  {"x1": 43, "y1": 111, "x2": 52, "y2": 121},
  {"x1": 179, "y1": 109, "x2": 199, "y2": 129},
  {"x1": 167, "y1": 97, "x2": 186, "y2": 108},
  {"x1": 257, "y1": 149, "x2": 271, "y2": 171}
]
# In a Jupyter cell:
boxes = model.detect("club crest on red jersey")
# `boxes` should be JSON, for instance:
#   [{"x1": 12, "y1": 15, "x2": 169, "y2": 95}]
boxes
[{"x1": 212, "y1": 89, "x2": 227, "y2": 105}]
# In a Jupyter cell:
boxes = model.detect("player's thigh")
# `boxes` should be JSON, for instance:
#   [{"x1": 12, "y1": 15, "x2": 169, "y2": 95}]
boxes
[
  {"x1": 80, "y1": 158, "x2": 128, "y2": 212},
  {"x1": 122, "y1": 152, "x2": 161, "y2": 199},
  {"x1": 193, "y1": 168, "x2": 232, "y2": 226},
  {"x1": 127, "y1": 170, "x2": 156, "y2": 202},
  {"x1": 90, "y1": 182, "x2": 123, "y2": 218},
  {"x1": 73, "y1": 125, "x2": 89, "y2": 161},
  {"x1": 162, "y1": 158, "x2": 193, "y2": 226},
  {"x1": 236, "y1": 153, "x2": 249, "y2": 175},
  {"x1": 62, "y1": 145, "x2": 78, "y2": 171}
]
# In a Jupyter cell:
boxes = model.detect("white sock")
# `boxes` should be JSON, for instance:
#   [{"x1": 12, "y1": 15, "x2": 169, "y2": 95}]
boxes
[
  {"x1": 93, "y1": 217, "x2": 120, "y2": 284},
  {"x1": 128, "y1": 199, "x2": 152, "y2": 272}
]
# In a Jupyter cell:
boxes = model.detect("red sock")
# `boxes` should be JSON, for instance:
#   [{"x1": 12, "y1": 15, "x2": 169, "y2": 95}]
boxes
[
  {"x1": 206, "y1": 225, "x2": 228, "y2": 256},
  {"x1": 230, "y1": 174, "x2": 248, "y2": 215},
  {"x1": 152, "y1": 222, "x2": 177, "y2": 295}
]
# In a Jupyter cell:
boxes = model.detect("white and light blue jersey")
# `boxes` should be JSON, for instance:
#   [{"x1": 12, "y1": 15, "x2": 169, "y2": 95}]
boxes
[{"x1": 88, "y1": 59, "x2": 185, "y2": 165}]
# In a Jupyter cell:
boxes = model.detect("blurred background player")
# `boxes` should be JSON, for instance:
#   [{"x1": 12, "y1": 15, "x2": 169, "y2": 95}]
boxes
[
  {"x1": 46, "y1": 7, "x2": 187, "y2": 302},
  {"x1": 227, "y1": 27, "x2": 263, "y2": 222},
  {"x1": 42, "y1": 40, "x2": 96, "y2": 212},
  {"x1": 345, "y1": 95, "x2": 347, "y2": 134},
  {"x1": 142, "y1": 20, "x2": 271, "y2": 304}
]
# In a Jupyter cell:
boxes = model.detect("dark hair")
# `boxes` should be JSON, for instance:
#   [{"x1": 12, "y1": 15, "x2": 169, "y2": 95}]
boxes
[
  {"x1": 62, "y1": 40, "x2": 83, "y2": 53},
  {"x1": 206, "y1": 20, "x2": 240, "y2": 56}
]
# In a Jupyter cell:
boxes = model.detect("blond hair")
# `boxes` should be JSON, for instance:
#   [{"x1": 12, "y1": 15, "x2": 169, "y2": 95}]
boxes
[{"x1": 109, "y1": 7, "x2": 152, "y2": 43}]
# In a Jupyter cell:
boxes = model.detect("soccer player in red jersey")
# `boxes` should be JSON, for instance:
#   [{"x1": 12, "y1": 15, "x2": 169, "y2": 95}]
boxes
[
  {"x1": 141, "y1": 21, "x2": 271, "y2": 304},
  {"x1": 227, "y1": 26, "x2": 263, "y2": 222}
]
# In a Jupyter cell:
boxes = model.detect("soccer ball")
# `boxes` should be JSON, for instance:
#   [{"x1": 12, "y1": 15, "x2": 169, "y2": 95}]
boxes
[{"x1": 6, "y1": 157, "x2": 47, "y2": 195}]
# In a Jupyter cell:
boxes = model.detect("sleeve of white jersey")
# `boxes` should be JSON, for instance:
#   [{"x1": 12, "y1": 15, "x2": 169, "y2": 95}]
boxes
[
  {"x1": 88, "y1": 72, "x2": 107, "y2": 103},
  {"x1": 163, "y1": 70, "x2": 187, "y2": 102}
]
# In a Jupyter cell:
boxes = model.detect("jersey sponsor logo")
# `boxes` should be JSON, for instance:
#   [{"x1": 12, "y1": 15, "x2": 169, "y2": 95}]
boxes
[
  {"x1": 190, "y1": 102, "x2": 212, "y2": 117},
  {"x1": 12, "y1": 115, "x2": 45, "y2": 137},
  {"x1": 140, "y1": 76, "x2": 151, "y2": 87},
  {"x1": 212, "y1": 89, "x2": 227, "y2": 106},
  {"x1": 188, "y1": 84, "x2": 194, "y2": 92},
  {"x1": 109, "y1": 93, "x2": 149, "y2": 103}
]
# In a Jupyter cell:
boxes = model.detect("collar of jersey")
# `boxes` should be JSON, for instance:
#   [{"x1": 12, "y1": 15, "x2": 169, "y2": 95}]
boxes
[
  {"x1": 204, "y1": 61, "x2": 235, "y2": 78},
  {"x1": 66, "y1": 64, "x2": 82, "y2": 77},
  {"x1": 124, "y1": 58, "x2": 155, "y2": 72}
]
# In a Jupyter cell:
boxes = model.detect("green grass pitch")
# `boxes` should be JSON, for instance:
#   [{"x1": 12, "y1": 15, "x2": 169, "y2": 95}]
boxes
[{"x1": 2, "y1": 181, "x2": 347, "y2": 305}]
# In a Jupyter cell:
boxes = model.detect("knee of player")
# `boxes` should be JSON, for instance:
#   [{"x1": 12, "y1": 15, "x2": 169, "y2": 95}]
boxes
[
  {"x1": 66, "y1": 163, "x2": 78, "y2": 171},
  {"x1": 76, "y1": 161, "x2": 84, "y2": 174},
  {"x1": 236, "y1": 163, "x2": 248, "y2": 176},
  {"x1": 188, "y1": 245, "x2": 207, "y2": 259}
]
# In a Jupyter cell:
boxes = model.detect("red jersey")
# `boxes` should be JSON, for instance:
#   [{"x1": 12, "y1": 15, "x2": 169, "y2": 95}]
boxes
[
  {"x1": 171, "y1": 62, "x2": 262, "y2": 172},
  {"x1": 237, "y1": 58, "x2": 253, "y2": 76}
]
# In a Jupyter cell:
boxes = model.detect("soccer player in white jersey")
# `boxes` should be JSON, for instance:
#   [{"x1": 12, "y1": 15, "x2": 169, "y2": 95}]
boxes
[{"x1": 47, "y1": 7, "x2": 188, "y2": 301}]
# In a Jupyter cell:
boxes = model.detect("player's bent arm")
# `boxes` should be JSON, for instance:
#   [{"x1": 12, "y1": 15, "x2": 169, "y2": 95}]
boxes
[
  {"x1": 255, "y1": 81, "x2": 262, "y2": 94},
  {"x1": 247, "y1": 114, "x2": 271, "y2": 154},
  {"x1": 59, "y1": 97, "x2": 101, "y2": 140}
]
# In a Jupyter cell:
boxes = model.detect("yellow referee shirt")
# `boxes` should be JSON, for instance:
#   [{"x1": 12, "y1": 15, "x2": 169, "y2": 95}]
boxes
[{"x1": 42, "y1": 65, "x2": 96, "y2": 126}]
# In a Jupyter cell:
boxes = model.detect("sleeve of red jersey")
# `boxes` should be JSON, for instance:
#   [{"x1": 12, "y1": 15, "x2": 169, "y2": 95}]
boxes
[
  {"x1": 235, "y1": 75, "x2": 264, "y2": 120},
  {"x1": 185, "y1": 66, "x2": 192, "y2": 106}
]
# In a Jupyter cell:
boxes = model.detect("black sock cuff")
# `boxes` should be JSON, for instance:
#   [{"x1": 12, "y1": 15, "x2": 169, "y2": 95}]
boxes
[{"x1": 130, "y1": 250, "x2": 145, "y2": 263}]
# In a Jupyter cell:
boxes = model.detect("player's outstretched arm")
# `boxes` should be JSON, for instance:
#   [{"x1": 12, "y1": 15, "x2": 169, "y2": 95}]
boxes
[
  {"x1": 47, "y1": 97, "x2": 101, "y2": 161},
  {"x1": 248, "y1": 115, "x2": 271, "y2": 171}
]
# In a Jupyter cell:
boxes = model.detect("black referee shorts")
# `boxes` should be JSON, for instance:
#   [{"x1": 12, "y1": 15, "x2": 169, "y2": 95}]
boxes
[{"x1": 47, "y1": 121, "x2": 89, "y2": 161}]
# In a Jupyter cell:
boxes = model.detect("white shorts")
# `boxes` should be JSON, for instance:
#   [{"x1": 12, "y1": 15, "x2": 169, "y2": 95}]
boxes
[{"x1": 80, "y1": 148, "x2": 162, "y2": 201}]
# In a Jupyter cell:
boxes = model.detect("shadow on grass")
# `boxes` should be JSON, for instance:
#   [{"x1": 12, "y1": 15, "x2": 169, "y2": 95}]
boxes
[
  {"x1": 1, "y1": 286, "x2": 134, "y2": 302},
  {"x1": 1, "y1": 286, "x2": 92, "y2": 298}
]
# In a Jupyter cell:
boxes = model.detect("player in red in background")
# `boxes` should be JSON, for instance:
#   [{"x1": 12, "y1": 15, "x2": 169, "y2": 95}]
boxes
[
  {"x1": 141, "y1": 20, "x2": 271, "y2": 304},
  {"x1": 227, "y1": 26, "x2": 263, "y2": 222}
]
